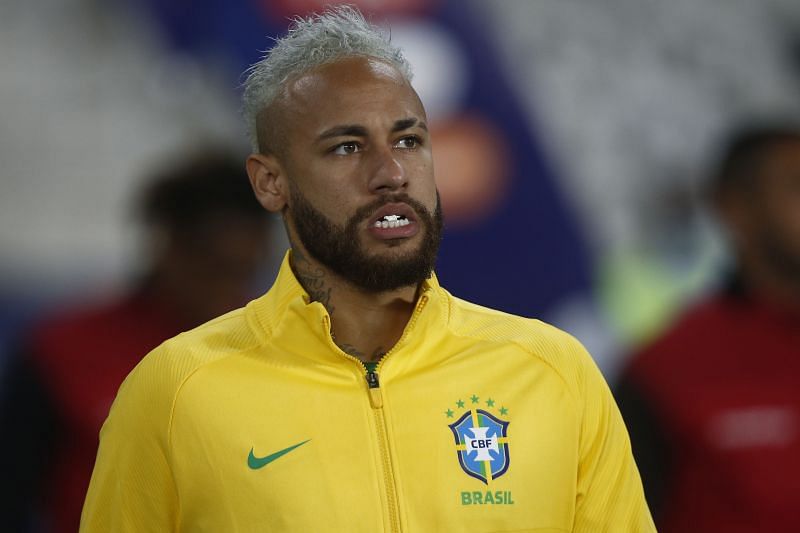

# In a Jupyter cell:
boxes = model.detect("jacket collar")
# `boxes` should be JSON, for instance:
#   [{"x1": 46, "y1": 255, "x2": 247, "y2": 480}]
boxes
[{"x1": 246, "y1": 250, "x2": 449, "y2": 370}]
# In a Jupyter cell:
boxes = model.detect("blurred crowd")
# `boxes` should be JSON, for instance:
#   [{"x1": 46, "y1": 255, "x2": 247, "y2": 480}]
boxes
[
  {"x1": 1, "y1": 0, "x2": 799, "y2": 531},
  {"x1": 617, "y1": 126, "x2": 800, "y2": 531},
  {"x1": 0, "y1": 150, "x2": 273, "y2": 531}
]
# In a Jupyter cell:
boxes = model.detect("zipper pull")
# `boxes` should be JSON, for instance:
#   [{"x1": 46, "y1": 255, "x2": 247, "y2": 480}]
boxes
[{"x1": 366, "y1": 370, "x2": 383, "y2": 409}]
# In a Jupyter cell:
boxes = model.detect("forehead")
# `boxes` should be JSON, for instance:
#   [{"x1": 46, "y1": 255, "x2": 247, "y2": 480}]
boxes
[{"x1": 279, "y1": 57, "x2": 426, "y2": 134}]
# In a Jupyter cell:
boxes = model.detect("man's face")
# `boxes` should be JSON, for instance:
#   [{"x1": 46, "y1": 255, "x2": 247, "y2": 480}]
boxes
[
  {"x1": 749, "y1": 140, "x2": 800, "y2": 281},
  {"x1": 270, "y1": 57, "x2": 442, "y2": 291},
  {"x1": 160, "y1": 214, "x2": 270, "y2": 325},
  {"x1": 290, "y1": 185, "x2": 442, "y2": 292}
]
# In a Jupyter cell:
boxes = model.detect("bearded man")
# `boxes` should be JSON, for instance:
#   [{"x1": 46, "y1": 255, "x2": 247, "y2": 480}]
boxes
[
  {"x1": 617, "y1": 124, "x2": 800, "y2": 532},
  {"x1": 81, "y1": 6, "x2": 653, "y2": 532}
]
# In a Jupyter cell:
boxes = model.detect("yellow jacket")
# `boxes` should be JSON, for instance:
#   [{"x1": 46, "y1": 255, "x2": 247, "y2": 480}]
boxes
[{"x1": 81, "y1": 252, "x2": 654, "y2": 532}]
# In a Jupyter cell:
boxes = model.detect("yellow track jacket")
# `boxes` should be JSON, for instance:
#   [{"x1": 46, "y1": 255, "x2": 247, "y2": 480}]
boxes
[{"x1": 81, "y1": 253, "x2": 654, "y2": 532}]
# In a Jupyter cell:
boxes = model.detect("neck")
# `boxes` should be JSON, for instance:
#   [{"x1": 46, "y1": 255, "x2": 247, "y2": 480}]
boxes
[
  {"x1": 738, "y1": 257, "x2": 800, "y2": 313},
  {"x1": 290, "y1": 248, "x2": 420, "y2": 362},
  {"x1": 747, "y1": 278, "x2": 800, "y2": 314}
]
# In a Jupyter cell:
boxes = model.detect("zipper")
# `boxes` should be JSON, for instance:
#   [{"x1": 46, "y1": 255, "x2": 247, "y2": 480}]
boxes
[
  {"x1": 366, "y1": 369, "x2": 383, "y2": 408},
  {"x1": 321, "y1": 294, "x2": 429, "y2": 533},
  {"x1": 366, "y1": 370, "x2": 400, "y2": 532}
]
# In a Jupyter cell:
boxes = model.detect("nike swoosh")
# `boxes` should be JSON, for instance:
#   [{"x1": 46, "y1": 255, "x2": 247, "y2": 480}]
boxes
[{"x1": 248, "y1": 439, "x2": 311, "y2": 470}]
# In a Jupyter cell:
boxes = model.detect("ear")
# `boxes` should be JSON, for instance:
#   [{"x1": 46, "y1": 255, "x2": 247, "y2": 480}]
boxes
[{"x1": 246, "y1": 153, "x2": 288, "y2": 212}]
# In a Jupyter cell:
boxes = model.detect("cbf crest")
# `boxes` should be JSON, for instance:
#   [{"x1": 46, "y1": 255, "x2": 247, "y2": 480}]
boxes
[{"x1": 445, "y1": 395, "x2": 510, "y2": 485}]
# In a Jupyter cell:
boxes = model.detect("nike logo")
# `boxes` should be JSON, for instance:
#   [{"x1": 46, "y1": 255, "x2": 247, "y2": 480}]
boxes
[{"x1": 247, "y1": 439, "x2": 311, "y2": 470}]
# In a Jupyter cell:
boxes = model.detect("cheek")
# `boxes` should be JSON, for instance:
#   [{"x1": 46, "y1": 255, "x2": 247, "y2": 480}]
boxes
[
  {"x1": 406, "y1": 156, "x2": 437, "y2": 205},
  {"x1": 759, "y1": 198, "x2": 800, "y2": 257},
  {"x1": 771, "y1": 188, "x2": 800, "y2": 237},
  {"x1": 781, "y1": 212, "x2": 800, "y2": 250},
  {"x1": 299, "y1": 188, "x2": 357, "y2": 229},
  {"x1": 289, "y1": 165, "x2": 350, "y2": 209}
]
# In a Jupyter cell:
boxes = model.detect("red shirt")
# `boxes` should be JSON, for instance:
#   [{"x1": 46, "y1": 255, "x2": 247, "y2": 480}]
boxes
[
  {"x1": 622, "y1": 291, "x2": 800, "y2": 532},
  {"x1": 28, "y1": 291, "x2": 184, "y2": 532}
]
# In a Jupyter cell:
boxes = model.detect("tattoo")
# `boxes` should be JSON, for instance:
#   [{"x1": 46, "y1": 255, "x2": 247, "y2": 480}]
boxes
[
  {"x1": 335, "y1": 343, "x2": 386, "y2": 362},
  {"x1": 291, "y1": 249, "x2": 335, "y2": 314},
  {"x1": 338, "y1": 343, "x2": 364, "y2": 358},
  {"x1": 291, "y1": 249, "x2": 386, "y2": 363}
]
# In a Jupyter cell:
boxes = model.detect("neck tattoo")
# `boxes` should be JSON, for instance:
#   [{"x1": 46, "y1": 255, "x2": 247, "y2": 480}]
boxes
[
  {"x1": 331, "y1": 330, "x2": 385, "y2": 362},
  {"x1": 292, "y1": 250, "x2": 335, "y2": 315}
]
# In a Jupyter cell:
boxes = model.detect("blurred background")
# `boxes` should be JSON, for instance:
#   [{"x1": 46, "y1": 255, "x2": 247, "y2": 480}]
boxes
[
  {"x1": 3, "y1": 0, "x2": 800, "y2": 375},
  {"x1": 1, "y1": 0, "x2": 799, "y2": 529},
  {"x1": 2, "y1": 0, "x2": 800, "y2": 371}
]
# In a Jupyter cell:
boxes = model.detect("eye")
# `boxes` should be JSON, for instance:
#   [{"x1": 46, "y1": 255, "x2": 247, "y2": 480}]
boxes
[
  {"x1": 331, "y1": 141, "x2": 361, "y2": 155},
  {"x1": 395, "y1": 136, "x2": 420, "y2": 150}
]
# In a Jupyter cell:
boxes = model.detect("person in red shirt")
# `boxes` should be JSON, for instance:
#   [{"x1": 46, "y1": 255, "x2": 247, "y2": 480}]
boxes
[
  {"x1": 0, "y1": 150, "x2": 272, "y2": 532},
  {"x1": 616, "y1": 124, "x2": 800, "y2": 532}
]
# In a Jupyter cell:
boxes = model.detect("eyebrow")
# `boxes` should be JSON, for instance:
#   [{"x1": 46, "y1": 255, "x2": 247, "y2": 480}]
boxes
[
  {"x1": 317, "y1": 125, "x2": 369, "y2": 141},
  {"x1": 316, "y1": 118, "x2": 428, "y2": 142},
  {"x1": 392, "y1": 117, "x2": 428, "y2": 132}
]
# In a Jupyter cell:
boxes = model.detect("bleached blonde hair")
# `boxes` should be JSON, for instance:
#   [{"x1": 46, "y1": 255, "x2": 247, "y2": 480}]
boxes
[{"x1": 241, "y1": 5, "x2": 413, "y2": 153}]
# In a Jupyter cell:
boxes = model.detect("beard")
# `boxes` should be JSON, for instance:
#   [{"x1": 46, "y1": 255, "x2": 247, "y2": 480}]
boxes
[
  {"x1": 758, "y1": 222, "x2": 800, "y2": 284},
  {"x1": 288, "y1": 187, "x2": 444, "y2": 293}
]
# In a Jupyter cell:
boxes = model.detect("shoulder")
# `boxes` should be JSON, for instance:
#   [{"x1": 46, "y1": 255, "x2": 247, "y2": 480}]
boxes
[
  {"x1": 112, "y1": 306, "x2": 262, "y2": 422},
  {"x1": 26, "y1": 294, "x2": 146, "y2": 373},
  {"x1": 442, "y1": 290, "x2": 596, "y2": 391},
  {"x1": 31, "y1": 295, "x2": 127, "y2": 345},
  {"x1": 447, "y1": 292, "x2": 584, "y2": 351},
  {"x1": 627, "y1": 293, "x2": 734, "y2": 374}
]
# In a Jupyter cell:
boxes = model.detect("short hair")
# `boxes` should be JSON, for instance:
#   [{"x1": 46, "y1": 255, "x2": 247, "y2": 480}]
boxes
[
  {"x1": 711, "y1": 123, "x2": 800, "y2": 195},
  {"x1": 241, "y1": 5, "x2": 413, "y2": 153},
  {"x1": 139, "y1": 150, "x2": 268, "y2": 235}
]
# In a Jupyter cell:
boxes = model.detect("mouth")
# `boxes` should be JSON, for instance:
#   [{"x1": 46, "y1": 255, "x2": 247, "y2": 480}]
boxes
[
  {"x1": 367, "y1": 203, "x2": 420, "y2": 240},
  {"x1": 373, "y1": 214, "x2": 411, "y2": 228}
]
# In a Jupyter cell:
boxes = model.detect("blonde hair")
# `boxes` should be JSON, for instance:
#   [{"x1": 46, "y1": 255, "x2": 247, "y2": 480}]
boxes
[{"x1": 241, "y1": 5, "x2": 413, "y2": 153}]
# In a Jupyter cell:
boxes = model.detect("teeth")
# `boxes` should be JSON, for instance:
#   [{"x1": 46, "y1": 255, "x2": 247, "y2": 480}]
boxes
[{"x1": 373, "y1": 215, "x2": 410, "y2": 229}]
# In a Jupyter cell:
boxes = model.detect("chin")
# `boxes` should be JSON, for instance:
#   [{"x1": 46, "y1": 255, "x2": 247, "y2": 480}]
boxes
[{"x1": 368, "y1": 239, "x2": 422, "y2": 257}]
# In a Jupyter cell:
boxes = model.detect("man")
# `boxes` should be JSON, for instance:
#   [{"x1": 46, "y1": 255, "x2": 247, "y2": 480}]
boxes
[
  {"x1": 0, "y1": 150, "x2": 270, "y2": 532},
  {"x1": 81, "y1": 7, "x2": 653, "y2": 532},
  {"x1": 617, "y1": 125, "x2": 800, "y2": 532}
]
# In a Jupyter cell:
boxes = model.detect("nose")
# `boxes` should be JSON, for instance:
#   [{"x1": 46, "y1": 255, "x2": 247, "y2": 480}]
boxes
[{"x1": 367, "y1": 147, "x2": 408, "y2": 194}]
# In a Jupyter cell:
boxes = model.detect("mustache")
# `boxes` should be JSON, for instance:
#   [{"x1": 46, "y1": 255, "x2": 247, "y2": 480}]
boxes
[{"x1": 349, "y1": 193, "x2": 432, "y2": 226}]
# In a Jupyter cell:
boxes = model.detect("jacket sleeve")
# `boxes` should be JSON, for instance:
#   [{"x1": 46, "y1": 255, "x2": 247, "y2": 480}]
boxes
[
  {"x1": 80, "y1": 346, "x2": 180, "y2": 532},
  {"x1": 572, "y1": 348, "x2": 656, "y2": 532}
]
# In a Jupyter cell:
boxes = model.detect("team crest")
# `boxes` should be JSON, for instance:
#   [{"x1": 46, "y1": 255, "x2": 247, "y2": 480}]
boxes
[{"x1": 446, "y1": 397, "x2": 510, "y2": 485}]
